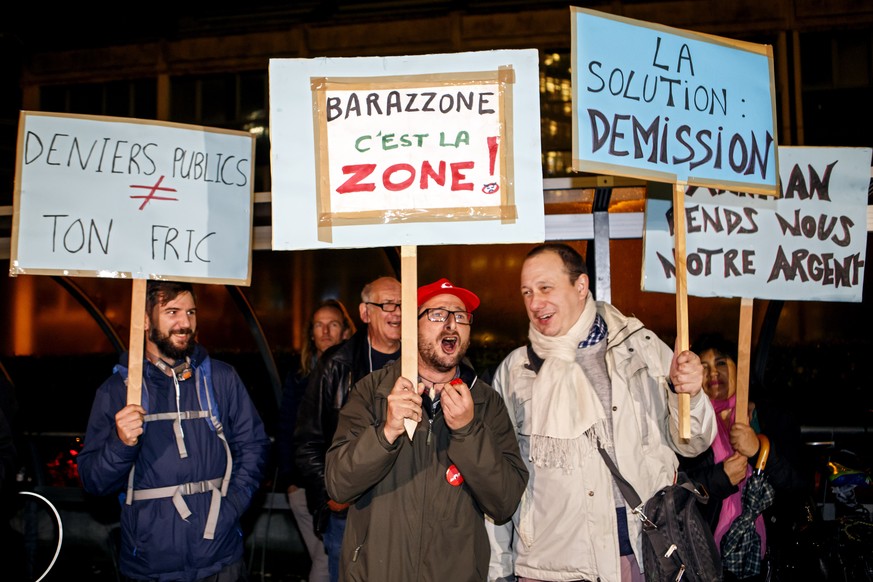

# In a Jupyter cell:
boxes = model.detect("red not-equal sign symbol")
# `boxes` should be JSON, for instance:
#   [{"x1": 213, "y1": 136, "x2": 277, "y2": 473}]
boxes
[{"x1": 129, "y1": 175, "x2": 178, "y2": 210}]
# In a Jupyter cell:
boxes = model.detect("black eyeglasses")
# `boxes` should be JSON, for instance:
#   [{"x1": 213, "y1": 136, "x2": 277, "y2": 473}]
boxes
[
  {"x1": 365, "y1": 301, "x2": 401, "y2": 312},
  {"x1": 418, "y1": 308, "x2": 473, "y2": 325}
]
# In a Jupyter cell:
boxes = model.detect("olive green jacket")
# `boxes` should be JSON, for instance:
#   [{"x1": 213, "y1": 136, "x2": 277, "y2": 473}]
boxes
[{"x1": 326, "y1": 360, "x2": 528, "y2": 582}]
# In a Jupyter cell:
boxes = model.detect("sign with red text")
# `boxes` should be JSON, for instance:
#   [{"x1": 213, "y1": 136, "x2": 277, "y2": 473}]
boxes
[
  {"x1": 572, "y1": 8, "x2": 779, "y2": 195},
  {"x1": 269, "y1": 50, "x2": 544, "y2": 249},
  {"x1": 10, "y1": 112, "x2": 255, "y2": 285},
  {"x1": 642, "y1": 147, "x2": 870, "y2": 302}
]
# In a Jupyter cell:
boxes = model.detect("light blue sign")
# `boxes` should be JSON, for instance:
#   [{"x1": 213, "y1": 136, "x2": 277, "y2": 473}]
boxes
[
  {"x1": 572, "y1": 8, "x2": 779, "y2": 194},
  {"x1": 642, "y1": 147, "x2": 870, "y2": 302},
  {"x1": 11, "y1": 112, "x2": 255, "y2": 285}
]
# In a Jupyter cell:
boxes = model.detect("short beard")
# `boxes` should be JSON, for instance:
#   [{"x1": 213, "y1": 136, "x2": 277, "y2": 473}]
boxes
[
  {"x1": 150, "y1": 326, "x2": 195, "y2": 361},
  {"x1": 418, "y1": 334, "x2": 469, "y2": 373}
]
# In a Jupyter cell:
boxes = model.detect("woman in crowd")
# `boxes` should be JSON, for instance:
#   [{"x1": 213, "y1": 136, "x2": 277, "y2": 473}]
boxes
[{"x1": 681, "y1": 333, "x2": 810, "y2": 581}]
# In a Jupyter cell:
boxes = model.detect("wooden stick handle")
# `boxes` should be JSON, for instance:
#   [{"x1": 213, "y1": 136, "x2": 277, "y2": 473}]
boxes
[
  {"x1": 735, "y1": 297, "x2": 754, "y2": 425},
  {"x1": 401, "y1": 246, "x2": 418, "y2": 440},
  {"x1": 126, "y1": 279, "x2": 147, "y2": 406},
  {"x1": 673, "y1": 182, "x2": 691, "y2": 439}
]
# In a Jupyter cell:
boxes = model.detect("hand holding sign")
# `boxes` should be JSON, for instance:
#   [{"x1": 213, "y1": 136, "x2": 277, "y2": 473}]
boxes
[{"x1": 385, "y1": 373, "x2": 423, "y2": 445}]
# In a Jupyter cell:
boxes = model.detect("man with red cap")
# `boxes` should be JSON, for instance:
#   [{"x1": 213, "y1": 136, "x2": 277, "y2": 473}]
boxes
[{"x1": 325, "y1": 278, "x2": 528, "y2": 582}]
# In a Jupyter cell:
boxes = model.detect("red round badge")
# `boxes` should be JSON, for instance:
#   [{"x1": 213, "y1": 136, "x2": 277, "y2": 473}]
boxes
[{"x1": 446, "y1": 464, "x2": 464, "y2": 486}]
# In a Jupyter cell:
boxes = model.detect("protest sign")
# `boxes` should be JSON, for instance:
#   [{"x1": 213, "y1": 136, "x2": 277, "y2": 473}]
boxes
[
  {"x1": 269, "y1": 50, "x2": 544, "y2": 249},
  {"x1": 643, "y1": 147, "x2": 870, "y2": 302},
  {"x1": 10, "y1": 111, "x2": 256, "y2": 404},
  {"x1": 10, "y1": 112, "x2": 255, "y2": 285},
  {"x1": 572, "y1": 7, "x2": 780, "y2": 435},
  {"x1": 571, "y1": 7, "x2": 779, "y2": 195},
  {"x1": 270, "y1": 50, "x2": 544, "y2": 437},
  {"x1": 642, "y1": 147, "x2": 870, "y2": 420}
]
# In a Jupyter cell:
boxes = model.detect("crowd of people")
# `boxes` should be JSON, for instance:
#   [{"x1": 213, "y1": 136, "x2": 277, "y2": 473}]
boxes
[{"x1": 0, "y1": 242, "x2": 811, "y2": 581}]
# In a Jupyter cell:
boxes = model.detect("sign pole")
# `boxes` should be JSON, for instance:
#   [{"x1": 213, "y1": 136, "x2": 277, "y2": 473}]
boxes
[
  {"x1": 673, "y1": 181, "x2": 691, "y2": 439},
  {"x1": 735, "y1": 297, "x2": 754, "y2": 424},
  {"x1": 127, "y1": 278, "x2": 147, "y2": 406},
  {"x1": 401, "y1": 245, "x2": 419, "y2": 440}
]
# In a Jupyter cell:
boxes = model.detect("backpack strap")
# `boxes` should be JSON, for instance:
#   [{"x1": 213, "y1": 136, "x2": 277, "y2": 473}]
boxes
[
  {"x1": 198, "y1": 365, "x2": 232, "y2": 501},
  {"x1": 126, "y1": 476, "x2": 225, "y2": 538},
  {"x1": 124, "y1": 361, "x2": 232, "y2": 540},
  {"x1": 197, "y1": 357, "x2": 221, "y2": 432},
  {"x1": 144, "y1": 411, "x2": 209, "y2": 458}
]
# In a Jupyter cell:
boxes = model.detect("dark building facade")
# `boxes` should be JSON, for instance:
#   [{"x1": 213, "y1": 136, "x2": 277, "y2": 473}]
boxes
[
  {"x1": 0, "y1": 2, "x2": 870, "y2": 579},
  {"x1": 0, "y1": 0, "x2": 870, "y2": 506}
]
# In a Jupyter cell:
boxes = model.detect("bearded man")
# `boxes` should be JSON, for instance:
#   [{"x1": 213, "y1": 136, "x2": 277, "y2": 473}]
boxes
[
  {"x1": 78, "y1": 280, "x2": 270, "y2": 582},
  {"x1": 325, "y1": 278, "x2": 528, "y2": 582}
]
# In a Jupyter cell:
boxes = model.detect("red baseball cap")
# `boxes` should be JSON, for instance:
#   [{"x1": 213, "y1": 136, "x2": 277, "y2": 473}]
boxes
[{"x1": 417, "y1": 278, "x2": 480, "y2": 312}]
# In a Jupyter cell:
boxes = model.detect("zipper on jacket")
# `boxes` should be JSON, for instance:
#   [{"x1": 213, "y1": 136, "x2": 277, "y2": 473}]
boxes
[
  {"x1": 352, "y1": 544, "x2": 361, "y2": 562},
  {"x1": 426, "y1": 394, "x2": 439, "y2": 445}
]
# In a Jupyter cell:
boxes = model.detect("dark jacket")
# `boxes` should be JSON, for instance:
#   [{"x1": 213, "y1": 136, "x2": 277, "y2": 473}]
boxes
[
  {"x1": 293, "y1": 326, "x2": 386, "y2": 533},
  {"x1": 680, "y1": 402, "x2": 812, "y2": 533},
  {"x1": 679, "y1": 447, "x2": 738, "y2": 532},
  {"x1": 78, "y1": 344, "x2": 270, "y2": 581},
  {"x1": 325, "y1": 360, "x2": 528, "y2": 582},
  {"x1": 276, "y1": 363, "x2": 312, "y2": 491}
]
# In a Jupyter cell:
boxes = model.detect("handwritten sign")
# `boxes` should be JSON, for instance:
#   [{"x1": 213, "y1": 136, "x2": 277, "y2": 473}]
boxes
[
  {"x1": 10, "y1": 112, "x2": 255, "y2": 285},
  {"x1": 642, "y1": 147, "x2": 870, "y2": 302},
  {"x1": 270, "y1": 50, "x2": 544, "y2": 250},
  {"x1": 572, "y1": 8, "x2": 779, "y2": 195}
]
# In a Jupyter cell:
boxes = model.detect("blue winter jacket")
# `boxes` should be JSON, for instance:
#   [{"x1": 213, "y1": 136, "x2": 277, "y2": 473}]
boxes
[{"x1": 78, "y1": 344, "x2": 270, "y2": 581}]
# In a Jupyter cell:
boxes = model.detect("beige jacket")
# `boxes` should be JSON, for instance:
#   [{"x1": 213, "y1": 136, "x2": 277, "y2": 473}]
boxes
[{"x1": 486, "y1": 302, "x2": 717, "y2": 582}]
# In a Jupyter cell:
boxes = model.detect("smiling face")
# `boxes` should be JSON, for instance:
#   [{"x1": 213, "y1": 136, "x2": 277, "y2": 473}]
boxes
[
  {"x1": 700, "y1": 348, "x2": 737, "y2": 401},
  {"x1": 359, "y1": 277, "x2": 402, "y2": 353},
  {"x1": 145, "y1": 290, "x2": 197, "y2": 361},
  {"x1": 520, "y1": 250, "x2": 588, "y2": 337},
  {"x1": 417, "y1": 292, "x2": 471, "y2": 378}
]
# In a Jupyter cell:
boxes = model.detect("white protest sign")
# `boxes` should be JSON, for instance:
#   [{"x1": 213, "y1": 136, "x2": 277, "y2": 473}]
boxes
[
  {"x1": 572, "y1": 8, "x2": 779, "y2": 195},
  {"x1": 269, "y1": 50, "x2": 544, "y2": 250},
  {"x1": 642, "y1": 147, "x2": 870, "y2": 302},
  {"x1": 10, "y1": 112, "x2": 255, "y2": 285}
]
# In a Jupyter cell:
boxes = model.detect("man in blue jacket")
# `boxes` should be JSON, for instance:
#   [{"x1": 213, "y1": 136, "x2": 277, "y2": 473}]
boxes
[{"x1": 78, "y1": 280, "x2": 270, "y2": 582}]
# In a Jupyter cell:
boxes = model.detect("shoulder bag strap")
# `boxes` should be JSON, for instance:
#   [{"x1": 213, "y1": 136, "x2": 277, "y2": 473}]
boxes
[
  {"x1": 597, "y1": 445, "x2": 685, "y2": 579},
  {"x1": 597, "y1": 444, "x2": 643, "y2": 508}
]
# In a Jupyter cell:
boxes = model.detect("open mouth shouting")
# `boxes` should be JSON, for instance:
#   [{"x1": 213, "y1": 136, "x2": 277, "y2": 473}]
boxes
[
  {"x1": 440, "y1": 334, "x2": 459, "y2": 355},
  {"x1": 420, "y1": 330, "x2": 468, "y2": 373}
]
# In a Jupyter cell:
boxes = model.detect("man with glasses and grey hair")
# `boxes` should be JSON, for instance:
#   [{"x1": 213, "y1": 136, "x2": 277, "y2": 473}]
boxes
[
  {"x1": 324, "y1": 278, "x2": 528, "y2": 582},
  {"x1": 295, "y1": 276, "x2": 402, "y2": 582}
]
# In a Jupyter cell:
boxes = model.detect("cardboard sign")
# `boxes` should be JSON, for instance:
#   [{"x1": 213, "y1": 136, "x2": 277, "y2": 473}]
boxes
[
  {"x1": 269, "y1": 50, "x2": 544, "y2": 249},
  {"x1": 642, "y1": 147, "x2": 870, "y2": 302},
  {"x1": 10, "y1": 112, "x2": 255, "y2": 285},
  {"x1": 572, "y1": 8, "x2": 779, "y2": 195}
]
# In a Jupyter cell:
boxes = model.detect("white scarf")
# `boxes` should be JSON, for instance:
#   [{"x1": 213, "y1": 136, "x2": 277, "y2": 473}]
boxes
[{"x1": 528, "y1": 293, "x2": 608, "y2": 469}]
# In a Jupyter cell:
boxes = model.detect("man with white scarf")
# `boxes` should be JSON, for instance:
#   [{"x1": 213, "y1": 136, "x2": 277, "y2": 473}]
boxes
[{"x1": 486, "y1": 243, "x2": 717, "y2": 582}]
